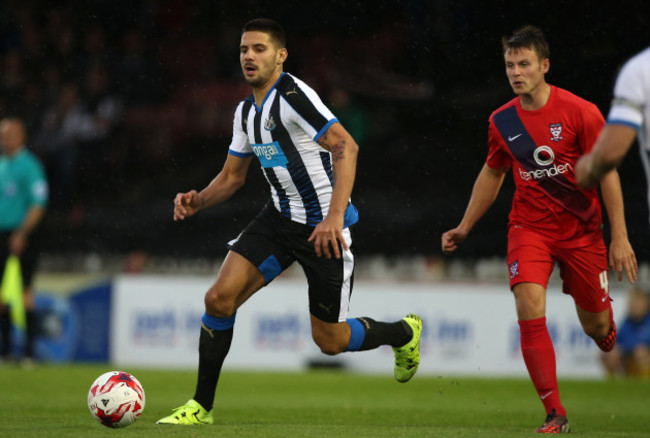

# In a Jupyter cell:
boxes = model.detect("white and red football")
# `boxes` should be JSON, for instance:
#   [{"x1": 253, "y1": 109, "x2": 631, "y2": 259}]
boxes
[{"x1": 87, "y1": 371, "x2": 145, "y2": 428}]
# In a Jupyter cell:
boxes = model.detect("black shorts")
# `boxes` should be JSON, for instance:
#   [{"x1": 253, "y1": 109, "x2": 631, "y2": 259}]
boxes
[
  {"x1": 0, "y1": 231, "x2": 40, "y2": 289},
  {"x1": 228, "y1": 203, "x2": 355, "y2": 323}
]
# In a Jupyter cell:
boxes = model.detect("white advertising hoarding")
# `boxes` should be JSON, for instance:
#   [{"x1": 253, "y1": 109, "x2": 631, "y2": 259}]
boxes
[{"x1": 112, "y1": 275, "x2": 624, "y2": 378}]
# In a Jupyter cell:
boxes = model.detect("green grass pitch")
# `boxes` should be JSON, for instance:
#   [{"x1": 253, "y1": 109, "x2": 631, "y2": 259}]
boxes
[{"x1": 0, "y1": 364, "x2": 648, "y2": 437}]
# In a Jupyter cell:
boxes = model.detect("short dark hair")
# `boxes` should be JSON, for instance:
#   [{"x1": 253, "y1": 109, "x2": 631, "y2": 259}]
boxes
[
  {"x1": 242, "y1": 18, "x2": 286, "y2": 48},
  {"x1": 501, "y1": 25, "x2": 550, "y2": 60}
]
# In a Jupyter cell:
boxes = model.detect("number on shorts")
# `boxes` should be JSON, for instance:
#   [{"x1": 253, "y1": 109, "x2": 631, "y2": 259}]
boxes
[{"x1": 599, "y1": 270, "x2": 609, "y2": 292}]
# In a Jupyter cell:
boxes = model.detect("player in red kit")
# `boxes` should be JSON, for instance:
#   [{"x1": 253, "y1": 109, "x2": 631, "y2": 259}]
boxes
[{"x1": 441, "y1": 25, "x2": 637, "y2": 433}]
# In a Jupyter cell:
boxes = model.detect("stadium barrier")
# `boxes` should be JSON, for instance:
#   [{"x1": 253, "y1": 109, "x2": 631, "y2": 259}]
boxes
[
  {"x1": 107, "y1": 275, "x2": 625, "y2": 378},
  {"x1": 13, "y1": 274, "x2": 625, "y2": 378}
]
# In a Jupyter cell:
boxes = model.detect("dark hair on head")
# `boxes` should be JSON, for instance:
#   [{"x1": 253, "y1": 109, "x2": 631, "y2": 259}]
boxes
[
  {"x1": 501, "y1": 25, "x2": 550, "y2": 60},
  {"x1": 242, "y1": 18, "x2": 286, "y2": 48}
]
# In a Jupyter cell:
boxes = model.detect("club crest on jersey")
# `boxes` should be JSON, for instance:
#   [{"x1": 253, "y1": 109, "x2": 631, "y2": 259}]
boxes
[
  {"x1": 264, "y1": 115, "x2": 276, "y2": 131},
  {"x1": 509, "y1": 260, "x2": 519, "y2": 279},
  {"x1": 549, "y1": 123, "x2": 563, "y2": 142}
]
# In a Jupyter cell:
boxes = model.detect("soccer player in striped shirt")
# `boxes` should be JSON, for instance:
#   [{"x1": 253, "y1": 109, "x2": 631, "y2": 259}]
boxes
[
  {"x1": 442, "y1": 25, "x2": 637, "y2": 433},
  {"x1": 575, "y1": 46, "x2": 650, "y2": 219},
  {"x1": 157, "y1": 18, "x2": 422, "y2": 425}
]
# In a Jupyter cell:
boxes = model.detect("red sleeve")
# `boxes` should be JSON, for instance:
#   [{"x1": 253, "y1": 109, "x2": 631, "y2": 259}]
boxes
[
  {"x1": 486, "y1": 117, "x2": 512, "y2": 169},
  {"x1": 577, "y1": 102, "x2": 605, "y2": 154}
]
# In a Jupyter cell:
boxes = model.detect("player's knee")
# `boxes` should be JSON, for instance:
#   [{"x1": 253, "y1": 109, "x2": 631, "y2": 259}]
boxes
[
  {"x1": 314, "y1": 341, "x2": 343, "y2": 356},
  {"x1": 312, "y1": 332, "x2": 345, "y2": 356},
  {"x1": 204, "y1": 289, "x2": 236, "y2": 318}
]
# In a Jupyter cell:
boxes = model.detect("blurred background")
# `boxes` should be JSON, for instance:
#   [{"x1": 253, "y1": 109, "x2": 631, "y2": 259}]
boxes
[
  {"x1": 1, "y1": 0, "x2": 649, "y2": 275},
  {"x1": 2, "y1": 0, "x2": 650, "y2": 378}
]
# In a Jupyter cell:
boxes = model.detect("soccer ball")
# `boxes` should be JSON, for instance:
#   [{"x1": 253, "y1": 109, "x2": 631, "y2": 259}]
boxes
[{"x1": 87, "y1": 371, "x2": 145, "y2": 428}]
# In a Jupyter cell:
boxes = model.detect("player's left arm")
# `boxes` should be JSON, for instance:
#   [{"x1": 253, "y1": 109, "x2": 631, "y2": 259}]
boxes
[
  {"x1": 575, "y1": 124, "x2": 638, "y2": 187},
  {"x1": 599, "y1": 169, "x2": 638, "y2": 283},
  {"x1": 309, "y1": 122, "x2": 359, "y2": 259}
]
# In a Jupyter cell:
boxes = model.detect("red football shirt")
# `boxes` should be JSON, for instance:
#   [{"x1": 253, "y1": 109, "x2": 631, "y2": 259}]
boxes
[{"x1": 486, "y1": 86, "x2": 605, "y2": 241}]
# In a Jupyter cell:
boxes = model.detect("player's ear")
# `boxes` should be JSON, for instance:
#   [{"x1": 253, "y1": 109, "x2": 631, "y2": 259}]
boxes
[
  {"x1": 541, "y1": 58, "x2": 550, "y2": 74},
  {"x1": 277, "y1": 48, "x2": 288, "y2": 65}
]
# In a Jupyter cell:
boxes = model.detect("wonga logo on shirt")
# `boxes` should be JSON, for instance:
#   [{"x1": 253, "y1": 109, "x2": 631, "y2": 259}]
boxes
[{"x1": 252, "y1": 141, "x2": 288, "y2": 168}]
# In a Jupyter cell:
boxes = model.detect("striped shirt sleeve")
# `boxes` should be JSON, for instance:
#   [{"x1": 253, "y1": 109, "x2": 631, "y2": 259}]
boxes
[
  {"x1": 228, "y1": 100, "x2": 254, "y2": 157},
  {"x1": 281, "y1": 76, "x2": 338, "y2": 142},
  {"x1": 607, "y1": 54, "x2": 647, "y2": 130}
]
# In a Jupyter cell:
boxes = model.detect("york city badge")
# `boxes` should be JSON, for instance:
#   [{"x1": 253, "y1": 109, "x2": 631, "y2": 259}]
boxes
[
  {"x1": 549, "y1": 123, "x2": 563, "y2": 142},
  {"x1": 509, "y1": 260, "x2": 519, "y2": 279}
]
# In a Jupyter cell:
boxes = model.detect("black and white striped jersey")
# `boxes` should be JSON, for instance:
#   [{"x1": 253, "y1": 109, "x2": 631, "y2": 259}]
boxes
[
  {"x1": 608, "y1": 47, "x2": 650, "y2": 229},
  {"x1": 228, "y1": 72, "x2": 359, "y2": 227}
]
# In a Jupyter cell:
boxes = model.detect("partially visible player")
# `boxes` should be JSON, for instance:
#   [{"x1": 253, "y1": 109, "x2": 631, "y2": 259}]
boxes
[
  {"x1": 441, "y1": 25, "x2": 637, "y2": 433},
  {"x1": 0, "y1": 118, "x2": 48, "y2": 367},
  {"x1": 156, "y1": 18, "x2": 422, "y2": 426},
  {"x1": 576, "y1": 47, "x2": 650, "y2": 225}
]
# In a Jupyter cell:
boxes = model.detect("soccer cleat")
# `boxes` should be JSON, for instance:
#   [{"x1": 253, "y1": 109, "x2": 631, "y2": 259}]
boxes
[
  {"x1": 156, "y1": 399, "x2": 213, "y2": 425},
  {"x1": 535, "y1": 409, "x2": 570, "y2": 434},
  {"x1": 393, "y1": 313, "x2": 423, "y2": 383}
]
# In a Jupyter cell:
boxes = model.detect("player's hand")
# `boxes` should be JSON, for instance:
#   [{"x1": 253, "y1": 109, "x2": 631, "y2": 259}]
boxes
[
  {"x1": 608, "y1": 238, "x2": 638, "y2": 283},
  {"x1": 441, "y1": 227, "x2": 468, "y2": 254},
  {"x1": 308, "y1": 214, "x2": 347, "y2": 259},
  {"x1": 173, "y1": 190, "x2": 202, "y2": 221}
]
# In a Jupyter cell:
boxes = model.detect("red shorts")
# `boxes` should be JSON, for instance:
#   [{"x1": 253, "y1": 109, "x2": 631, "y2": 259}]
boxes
[{"x1": 507, "y1": 225, "x2": 610, "y2": 313}]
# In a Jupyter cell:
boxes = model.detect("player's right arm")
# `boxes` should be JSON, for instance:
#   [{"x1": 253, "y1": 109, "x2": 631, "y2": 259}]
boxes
[
  {"x1": 441, "y1": 163, "x2": 508, "y2": 254},
  {"x1": 576, "y1": 123, "x2": 638, "y2": 188},
  {"x1": 576, "y1": 51, "x2": 645, "y2": 187},
  {"x1": 173, "y1": 154, "x2": 253, "y2": 221}
]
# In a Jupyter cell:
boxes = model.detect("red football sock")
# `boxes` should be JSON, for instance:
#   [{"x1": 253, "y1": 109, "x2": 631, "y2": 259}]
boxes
[{"x1": 519, "y1": 317, "x2": 566, "y2": 417}]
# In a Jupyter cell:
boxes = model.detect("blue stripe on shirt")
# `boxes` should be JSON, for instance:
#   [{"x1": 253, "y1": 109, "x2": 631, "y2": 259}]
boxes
[
  {"x1": 607, "y1": 119, "x2": 641, "y2": 131},
  {"x1": 229, "y1": 149, "x2": 255, "y2": 158},
  {"x1": 314, "y1": 119, "x2": 339, "y2": 142}
]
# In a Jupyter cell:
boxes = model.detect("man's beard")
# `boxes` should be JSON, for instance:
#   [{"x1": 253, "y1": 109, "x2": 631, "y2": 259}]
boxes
[
  {"x1": 245, "y1": 77, "x2": 263, "y2": 87},
  {"x1": 242, "y1": 68, "x2": 266, "y2": 88}
]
